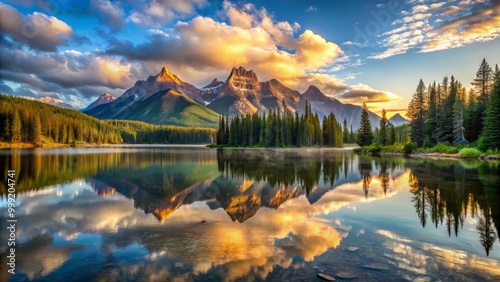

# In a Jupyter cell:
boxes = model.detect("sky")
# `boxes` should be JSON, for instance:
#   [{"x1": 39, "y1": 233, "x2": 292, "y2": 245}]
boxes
[{"x1": 0, "y1": 0, "x2": 499, "y2": 117}]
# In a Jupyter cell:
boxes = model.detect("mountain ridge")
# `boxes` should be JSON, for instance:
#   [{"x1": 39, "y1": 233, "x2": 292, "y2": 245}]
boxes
[{"x1": 83, "y1": 66, "x2": 383, "y2": 129}]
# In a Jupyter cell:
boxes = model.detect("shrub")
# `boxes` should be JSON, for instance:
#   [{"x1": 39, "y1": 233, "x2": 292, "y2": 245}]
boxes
[
  {"x1": 477, "y1": 136, "x2": 486, "y2": 152},
  {"x1": 458, "y1": 148, "x2": 482, "y2": 158},
  {"x1": 382, "y1": 144, "x2": 404, "y2": 153},
  {"x1": 403, "y1": 142, "x2": 417, "y2": 154},
  {"x1": 428, "y1": 143, "x2": 451, "y2": 153},
  {"x1": 367, "y1": 144, "x2": 382, "y2": 153}
]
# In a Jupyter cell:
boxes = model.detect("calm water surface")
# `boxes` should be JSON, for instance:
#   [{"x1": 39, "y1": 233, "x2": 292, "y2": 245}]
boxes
[{"x1": 1, "y1": 146, "x2": 499, "y2": 281}]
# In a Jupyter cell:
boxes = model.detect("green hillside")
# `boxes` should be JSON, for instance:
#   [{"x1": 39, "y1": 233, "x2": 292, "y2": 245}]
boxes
[
  {"x1": 0, "y1": 94, "x2": 217, "y2": 146},
  {"x1": 0, "y1": 94, "x2": 123, "y2": 145},
  {"x1": 122, "y1": 89, "x2": 219, "y2": 128}
]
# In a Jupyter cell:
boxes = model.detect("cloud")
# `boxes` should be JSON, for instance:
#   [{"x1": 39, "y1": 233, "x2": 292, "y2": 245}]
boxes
[
  {"x1": 0, "y1": 3, "x2": 75, "y2": 51},
  {"x1": 1, "y1": 47, "x2": 135, "y2": 90},
  {"x1": 128, "y1": 0, "x2": 207, "y2": 27},
  {"x1": 369, "y1": 0, "x2": 500, "y2": 59},
  {"x1": 0, "y1": 1, "x2": 393, "y2": 109},
  {"x1": 421, "y1": 1, "x2": 500, "y2": 52},
  {"x1": 222, "y1": 1, "x2": 300, "y2": 49},
  {"x1": 306, "y1": 6, "x2": 317, "y2": 12},
  {"x1": 0, "y1": 80, "x2": 14, "y2": 94},
  {"x1": 107, "y1": 8, "x2": 343, "y2": 92},
  {"x1": 90, "y1": 0, "x2": 125, "y2": 32},
  {"x1": 0, "y1": 36, "x2": 137, "y2": 107},
  {"x1": 335, "y1": 84, "x2": 401, "y2": 103}
]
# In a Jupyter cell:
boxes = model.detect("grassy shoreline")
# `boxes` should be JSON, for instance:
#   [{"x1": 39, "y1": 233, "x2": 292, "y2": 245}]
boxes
[
  {"x1": 0, "y1": 141, "x2": 102, "y2": 149},
  {"x1": 354, "y1": 143, "x2": 500, "y2": 161},
  {"x1": 206, "y1": 144, "x2": 358, "y2": 150}
]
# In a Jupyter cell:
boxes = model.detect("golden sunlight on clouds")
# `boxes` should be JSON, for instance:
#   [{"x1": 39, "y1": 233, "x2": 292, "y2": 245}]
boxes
[
  {"x1": 377, "y1": 229, "x2": 500, "y2": 279},
  {"x1": 94, "y1": 57, "x2": 133, "y2": 86},
  {"x1": 421, "y1": 8, "x2": 500, "y2": 52},
  {"x1": 132, "y1": 1, "x2": 348, "y2": 96},
  {"x1": 333, "y1": 83, "x2": 406, "y2": 115}
]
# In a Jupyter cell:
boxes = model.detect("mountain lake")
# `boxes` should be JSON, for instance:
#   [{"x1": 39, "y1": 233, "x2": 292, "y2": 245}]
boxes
[{"x1": 1, "y1": 146, "x2": 499, "y2": 281}]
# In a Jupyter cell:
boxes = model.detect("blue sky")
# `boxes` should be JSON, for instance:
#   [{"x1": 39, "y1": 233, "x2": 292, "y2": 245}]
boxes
[{"x1": 0, "y1": 0, "x2": 499, "y2": 116}]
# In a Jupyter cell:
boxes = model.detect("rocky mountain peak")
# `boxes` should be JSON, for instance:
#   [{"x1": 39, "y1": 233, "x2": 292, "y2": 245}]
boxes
[
  {"x1": 226, "y1": 66, "x2": 260, "y2": 93},
  {"x1": 302, "y1": 85, "x2": 328, "y2": 101},
  {"x1": 99, "y1": 92, "x2": 115, "y2": 101},
  {"x1": 155, "y1": 66, "x2": 182, "y2": 84},
  {"x1": 228, "y1": 66, "x2": 258, "y2": 81},
  {"x1": 203, "y1": 78, "x2": 224, "y2": 89}
]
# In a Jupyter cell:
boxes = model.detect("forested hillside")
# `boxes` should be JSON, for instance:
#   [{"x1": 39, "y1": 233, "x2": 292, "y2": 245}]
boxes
[
  {"x1": 0, "y1": 94, "x2": 123, "y2": 145},
  {"x1": 0, "y1": 94, "x2": 216, "y2": 146}
]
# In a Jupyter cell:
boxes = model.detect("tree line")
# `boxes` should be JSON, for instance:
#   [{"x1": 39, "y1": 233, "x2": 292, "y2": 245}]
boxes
[
  {"x1": 1, "y1": 94, "x2": 123, "y2": 145},
  {"x1": 0, "y1": 94, "x2": 217, "y2": 146},
  {"x1": 216, "y1": 101, "x2": 344, "y2": 147},
  {"x1": 407, "y1": 59, "x2": 500, "y2": 151},
  {"x1": 108, "y1": 120, "x2": 216, "y2": 144}
]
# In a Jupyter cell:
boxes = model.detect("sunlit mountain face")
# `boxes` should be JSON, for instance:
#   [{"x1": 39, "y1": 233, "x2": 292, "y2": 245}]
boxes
[{"x1": 1, "y1": 147, "x2": 499, "y2": 281}]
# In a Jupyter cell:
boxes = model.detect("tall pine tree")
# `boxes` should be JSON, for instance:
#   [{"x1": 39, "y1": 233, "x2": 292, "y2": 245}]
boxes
[
  {"x1": 408, "y1": 79, "x2": 426, "y2": 147},
  {"x1": 481, "y1": 64, "x2": 500, "y2": 150},
  {"x1": 356, "y1": 102, "x2": 374, "y2": 147},
  {"x1": 379, "y1": 109, "x2": 389, "y2": 145}
]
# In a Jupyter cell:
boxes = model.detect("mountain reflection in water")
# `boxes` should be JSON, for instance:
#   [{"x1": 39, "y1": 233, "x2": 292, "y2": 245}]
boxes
[{"x1": 0, "y1": 146, "x2": 499, "y2": 282}]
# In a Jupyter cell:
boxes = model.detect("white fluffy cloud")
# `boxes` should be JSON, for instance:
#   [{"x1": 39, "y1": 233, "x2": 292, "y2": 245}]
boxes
[
  {"x1": 90, "y1": 0, "x2": 125, "y2": 31},
  {"x1": 0, "y1": 2, "x2": 74, "y2": 51},
  {"x1": 369, "y1": 0, "x2": 500, "y2": 59},
  {"x1": 128, "y1": 0, "x2": 207, "y2": 27}
]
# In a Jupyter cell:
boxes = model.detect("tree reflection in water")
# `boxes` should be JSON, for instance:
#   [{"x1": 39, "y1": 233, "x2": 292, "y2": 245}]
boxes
[{"x1": 408, "y1": 159, "x2": 500, "y2": 256}]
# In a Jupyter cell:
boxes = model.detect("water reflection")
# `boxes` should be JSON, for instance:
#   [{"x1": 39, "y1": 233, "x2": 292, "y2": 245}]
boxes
[
  {"x1": 408, "y1": 159, "x2": 500, "y2": 256},
  {"x1": 0, "y1": 147, "x2": 499, "y2": 281}
]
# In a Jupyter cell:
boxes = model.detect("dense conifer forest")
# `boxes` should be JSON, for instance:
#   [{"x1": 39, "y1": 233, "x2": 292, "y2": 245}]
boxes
[
  {"x1": 355, "y1": 59, "x2": 500, "y2": 155},
  {"x1": 406, "y1": 59, "x2": 500, "y2": 152},
  {"x1": 0, "y1": 94, "x2": 216, "y2": 146},
  {"x1": 216, "y1": 101, "x2": 346, "y2": 147}
]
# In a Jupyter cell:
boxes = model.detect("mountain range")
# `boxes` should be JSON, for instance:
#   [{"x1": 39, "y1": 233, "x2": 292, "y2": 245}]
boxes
[
  {"x1": 20, "y1": 95, "x2": 76, "y2": 110},
  {"x1": 83, "y1": 66, "x2": 407, "y2": 129}
]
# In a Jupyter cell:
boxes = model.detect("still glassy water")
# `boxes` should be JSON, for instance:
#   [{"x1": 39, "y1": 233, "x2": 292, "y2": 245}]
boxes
[{"x1": 1, "y1": 146, "x2": 499, "y2": 281}]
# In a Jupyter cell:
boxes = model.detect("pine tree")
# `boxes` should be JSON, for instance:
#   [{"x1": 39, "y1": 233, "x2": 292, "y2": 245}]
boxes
[
  {"x1": 424, "y1": 82, "x2": 438, "y2": 147},
  {"x1": 481, "y1": 64, "x2": 500, "y2": 150},
  {"x1": 379, "y1": 109, "x2": 389, "y2": 146},
  {"x1": 408, "y1": 79, "x2": 427, "y2": 147},
  {"x1": 470, "y1": 59, "x2": 493, "y2": 137},
  {"x1": 472, "y1": 58, "x2": 493, "y2": 106},
  {"x1": 356, "y1": 102, "x2": 374, "y2": 147},
  {"x1": 3, "y1": 111, "x2": 10, "y2": 141},
  {"x1": 452, "y1": 96, "x2": 467, "y2": 145},
  {"x1": 437, "y1": 76, "x2": 457, "y2": 144},
  {"x1": 10, "y1": 110, "x2": 22, "y2": 143},
  {"x1": 343, "y1": 118, "x2": 348, "y2": 143},
  {"x1": 32, "y1": 114, "x2": 42, "y2": 145},
  {"x1": 389, "y1": 124, "x2": 396, "y2": 145}
]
